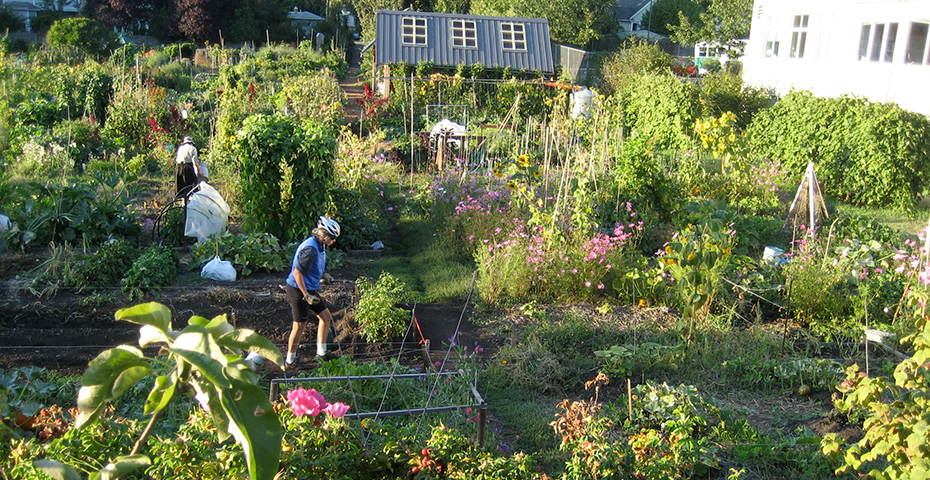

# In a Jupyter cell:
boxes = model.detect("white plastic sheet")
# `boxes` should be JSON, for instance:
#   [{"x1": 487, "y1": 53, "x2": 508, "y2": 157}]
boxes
[
  {"x1": 430, "y1": 119, "x2": 467, "y2": 150},
  {"x1": 0, "y1": 214, "x2": 9, "y2": 253},
  {"x1": 201, "y1": 255, "x2": 237, "y2": 281},
  {"x1": 185, "y1": 181, "x2": 230, "y2": 242}
]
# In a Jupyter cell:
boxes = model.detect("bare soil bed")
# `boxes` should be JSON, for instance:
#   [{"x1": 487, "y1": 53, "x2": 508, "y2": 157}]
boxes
[{"x1": 0, "y1": 253, "x2": 493, "y2": 378}]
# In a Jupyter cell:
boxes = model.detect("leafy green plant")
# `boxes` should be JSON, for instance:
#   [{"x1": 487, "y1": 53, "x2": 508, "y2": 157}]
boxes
[
  {"x1": 659, "y1": 217, "x2": 739, "y2": 339},
  {"x1": 595, "y1": 342, "x2": 687, "y2": 378},
  {"x1": 356, "y1": 272, "x2": 409, "y2": 343},
  {"x1": 822, "y1": 316, "x2": 930, "y2": 478},
  {"x1": 121, "y1": 245, "x2": 178, "y2": 300},
  {"x1": 0, "y1": 367, "x2": 70, "y2": 420},
  {"x1": 191, "y1": 231, "x2": 288, "y2": 276},
  {"x1": 67, "y1": 238, "x2": 136, "y2": 293},
  {"x1": 33, "y1": 302, "x2": 284, "y2": 480},
  {"x1": 747, "y1": 90, "x2": 930, "y2": 211}
]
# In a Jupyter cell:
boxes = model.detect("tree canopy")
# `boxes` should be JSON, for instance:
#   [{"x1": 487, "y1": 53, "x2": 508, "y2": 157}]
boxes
[
  {"x1": 46, "y1": 17, "x2": 118, "y2": 58},
  {"x1": 641, "y1": 0, "x2": 703, "y2": 37},
  {"x1": 669, "y1": 0, "x2": 751, "y2": 54}
]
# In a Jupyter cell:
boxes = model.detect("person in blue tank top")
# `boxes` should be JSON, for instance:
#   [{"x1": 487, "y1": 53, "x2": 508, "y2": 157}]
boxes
[{"x1": 284, "y1": 216, "x2": 341, "y2": 367}]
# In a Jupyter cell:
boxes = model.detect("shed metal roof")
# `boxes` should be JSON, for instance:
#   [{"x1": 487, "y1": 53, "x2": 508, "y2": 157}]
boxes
[{"x1": 375, "y1": 10, "x2": 554, "y2": 73}]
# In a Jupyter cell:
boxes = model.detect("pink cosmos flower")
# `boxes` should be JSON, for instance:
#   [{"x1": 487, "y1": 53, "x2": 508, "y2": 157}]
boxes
[
  {"x1": 288, "y1": 387, "x2": 328, "y2": 417},
  {"x1": 324, "y1": 402, "x2": 350, "y2": 418}
]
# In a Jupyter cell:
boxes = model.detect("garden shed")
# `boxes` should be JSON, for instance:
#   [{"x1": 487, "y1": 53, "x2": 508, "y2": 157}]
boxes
[{"x1": 373, "y1": 9, "x2": 555, "y2": 89}]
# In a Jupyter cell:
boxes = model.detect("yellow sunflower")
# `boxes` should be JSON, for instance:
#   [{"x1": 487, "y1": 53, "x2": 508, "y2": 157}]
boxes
[
  {"x1": 517, "y1": 154, "x2": 529, "y2": 167},
  {"x1": 505, "y1": 181, "x2": 518, "y2": 191},
  {"x1": 492, "y1": 167, "x2": 503, "y2": 178}
]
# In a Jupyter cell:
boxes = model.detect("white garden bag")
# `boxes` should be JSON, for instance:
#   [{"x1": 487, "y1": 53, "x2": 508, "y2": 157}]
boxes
[
  {"x1": 201, "y1": 255, "x2": 237, "y2": 281},
  {"x1": 185, "y1": 181, "x2": 230, "y2": 242}
]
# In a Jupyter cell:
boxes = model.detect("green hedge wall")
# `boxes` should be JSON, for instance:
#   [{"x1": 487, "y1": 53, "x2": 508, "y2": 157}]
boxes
[{"x1": 747, "y1": 91, "x2": 930, "y2": 211}]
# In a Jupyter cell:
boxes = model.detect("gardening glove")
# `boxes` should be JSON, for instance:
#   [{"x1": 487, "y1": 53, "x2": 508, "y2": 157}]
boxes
[
  {"x1": 303, "y1": 293, "x2": 322, "y2": 305},
  {"x1": 322, "y1": 273, "x2": 334, "y2": 285}
]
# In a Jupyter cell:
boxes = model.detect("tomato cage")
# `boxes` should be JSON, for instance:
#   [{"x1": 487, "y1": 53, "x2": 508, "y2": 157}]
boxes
[{"x1": 269, "y1": 369, "x2": 490, "y2": 447}]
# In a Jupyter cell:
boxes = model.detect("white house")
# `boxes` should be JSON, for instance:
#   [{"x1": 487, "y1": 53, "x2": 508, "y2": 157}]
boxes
[{"x1": 742, "y1": 0, "x2": 930, "y2": 115}]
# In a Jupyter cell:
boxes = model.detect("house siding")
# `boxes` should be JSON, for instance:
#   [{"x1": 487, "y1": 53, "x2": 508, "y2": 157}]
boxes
[
  {"x1": 742, "y1": 0, "x2": 930, "y2": 115},
  {"x1": 375, "y1": 10, "x2": 554, "y2": 73}
]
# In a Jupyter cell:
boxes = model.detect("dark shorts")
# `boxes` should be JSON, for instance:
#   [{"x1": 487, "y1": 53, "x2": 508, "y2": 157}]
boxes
[
  {"x1": 176, "y1": 163, "x2": 197, "y2": 197},
  {"x1": 285, "y1": 284, "x2": 329, "y2": 323}
]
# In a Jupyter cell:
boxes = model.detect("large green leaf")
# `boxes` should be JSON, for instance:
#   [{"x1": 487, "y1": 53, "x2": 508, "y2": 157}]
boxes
[
  {"x1": 77, "y1": 346, "x2": 151, "y2": 427},
  {"x1": 138, "y1": 325, "x2": 179, "y2": 347},
  {"x1": 143, "y1": 375, "x2": 177, "y2": 416},
  {"x1": 92, "y1": 455, "x2": 152, "y2": 480},
  {"x1": 115, "y1": 302, "x2": 172, "y2": 332},
  {"x1": 190, "y1": 379, "x2": 232, "y2": 442},
  {"x1": 202, "y1": 314, "x2": 234, "y2": 338},
  {"x1": 219, "y1": 380, "x2": 283, "y2": 480},
  {"x1": 33, "y1": 460, "x2": 82, "y2": 480},
  {"x1": 168, "y1": 328, "x2": 230, "y2": 389},
  {"x1": 217, "y1": 329, "x2": 284, "y2": 366},
  {"x1": 186, "y1": 315, "x2": 211, "y2": 326}
]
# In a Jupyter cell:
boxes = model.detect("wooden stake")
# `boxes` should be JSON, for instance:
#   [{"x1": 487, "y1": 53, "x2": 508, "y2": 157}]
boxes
[{"x1": 627, "y1": 378, "x2": 633, "y2": 420}]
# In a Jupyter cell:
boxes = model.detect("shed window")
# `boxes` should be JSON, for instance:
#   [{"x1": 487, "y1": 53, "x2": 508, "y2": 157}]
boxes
[
  {"x1": 452, "y1": 20, "x2": 477, "y2": 48},
  {"x1": 402, "y1": 17, "x2": 427, "y2": 46},
  {"x1": 500, "y1": 23, "x2": 526, "y2": 51}
]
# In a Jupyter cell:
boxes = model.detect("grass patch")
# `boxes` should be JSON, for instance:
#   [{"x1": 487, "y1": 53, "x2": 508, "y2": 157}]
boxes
[
  {"x1": 834, "y1": 201, "x2": 928, "y2": 236},
  {"x1": 362, "y1": 212, "x2": 476, "y2": 303},
  {"x1": 481, "y1": 386, "x2": 564, "y2": 474}
]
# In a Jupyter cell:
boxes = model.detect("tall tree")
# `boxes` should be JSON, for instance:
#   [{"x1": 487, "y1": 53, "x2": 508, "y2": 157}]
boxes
[
  {"x1": 352, "y1": 0, "x2": 403, "y2": 41},
  {"x1": 83, "y1": 0, "x2": 153, "y2": 31},
  {"x1": 433, "y1": 0, "x2": 469, "y2": 14},
  {"x1": 46, "y1": 17, "x2": 119, "y2": 57},
  {"x1": 471, "y1": 0, "x2": 616, "y2": 48},
  {"x1": 0, "y1": 5, "x2": 26, "y2": 33},
  {"x1": 175, "y1": 0, "x2": 238, "y2": 42},
  {"x1": 670, "y1": 0, "x2": 751, "y2": 55},
  {"x1": 641, "y1": 0, "x2": 704, "y2": 37}
]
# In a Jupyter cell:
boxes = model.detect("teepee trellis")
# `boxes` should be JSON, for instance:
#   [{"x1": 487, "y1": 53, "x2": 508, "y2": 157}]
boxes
[{"x1": 787, "y1": 161, "x2": 829, "y2": 236}]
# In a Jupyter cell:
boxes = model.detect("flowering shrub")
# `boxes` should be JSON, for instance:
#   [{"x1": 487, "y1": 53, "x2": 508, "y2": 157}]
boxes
[
  {"x1": 475, "y1": 217, "x2": 642, "y2": 305},
  {"x1": 287, "y1": 387, "x2": 350, "y2": 418},
  {"x1": 692, "y1": 111, "x2": 748, "y2": 170}
]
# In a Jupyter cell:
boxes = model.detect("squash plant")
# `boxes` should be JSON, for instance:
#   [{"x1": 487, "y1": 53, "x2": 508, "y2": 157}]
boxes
[
  {"x1": 35, "y1": 302, "x2": 284, "y2": 480},
  {"x1": 822, "y1": 316, "x2": 930, "y2": 478}
]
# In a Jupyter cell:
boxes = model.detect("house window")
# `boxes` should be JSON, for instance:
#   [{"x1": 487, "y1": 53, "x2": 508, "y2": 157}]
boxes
[
  {"x1": 884, "y1": 23, "x2": 898, "y2": 62},
  {"x1": 790, "y1": 14, "x2": 808, "y2": 58},
  {"x1": 858, "y1": 23, "x2": 871, "y2": 60},
  {"x1": 906, "y1": 21, "x2": 929, "y2": 64},
  {"x1": 500, "y1": 23, "x2": 526, "y2": 51},
  {"x1": 870, "y1": 23, "x2": 886, "y2": 61},
  {"x1": 402, "y1": 17, "x2": 427, "y2": 46},
  {"x1": 860, "y1": 22, "x2": 901, "y2": 63},
  {"x1": 765, "y1": 37, "x2": 780, "y2": 57},
  {"x1": 452, "y1": 20, "x2": 477, "y2": 48}
]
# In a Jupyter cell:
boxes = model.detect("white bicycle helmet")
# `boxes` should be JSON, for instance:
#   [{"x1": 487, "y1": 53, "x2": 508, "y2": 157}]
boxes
[{"x1": 317, "y1": 216, "x2": 341, "y2": 238}]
